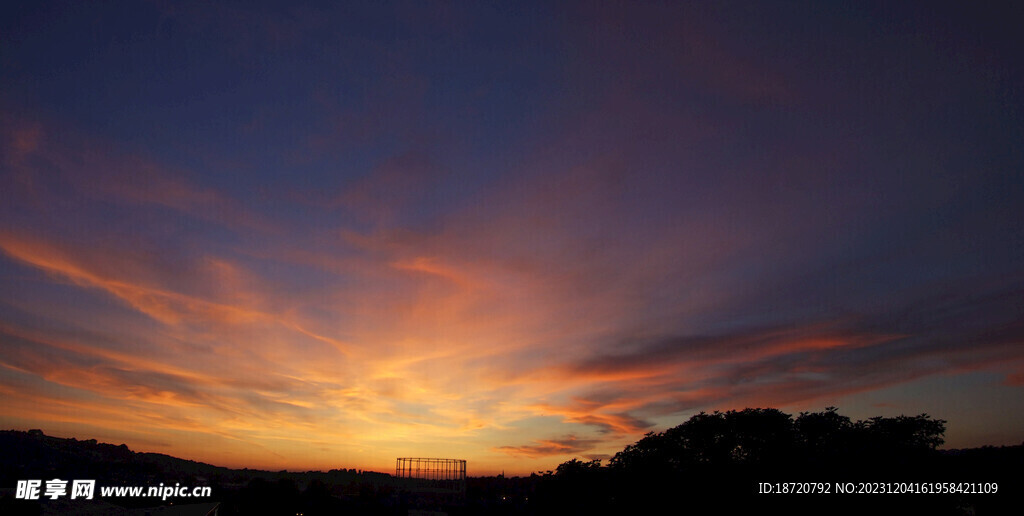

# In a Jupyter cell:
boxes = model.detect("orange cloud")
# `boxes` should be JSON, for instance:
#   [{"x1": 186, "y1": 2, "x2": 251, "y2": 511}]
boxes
[
  {"x1": 495, "y1": 435, "x2": 602, "y2": 459},
  {"x1": 3, "y1": 110, "x2": 1023, "y2": 476}
]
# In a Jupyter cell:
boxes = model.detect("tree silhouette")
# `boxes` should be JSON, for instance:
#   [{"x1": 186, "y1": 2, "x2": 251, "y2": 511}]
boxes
[
  {"x1": 554, "y1": 458, "x2": 601, "y2": 476},
  {"x1": 607, "y1": 407, "x2": 946, "y2": 472},
  {"x1": 795, "y1": 406, "x2": 855, "y2": 462},
  {"x1": 724, "y1": 407, "x2": 795, "y2": 464},
  {"x1": 561, "y1": 407, "x2": 957, "y2": 515},
  {"x1": 609, "y1": 407, "x2": 802, "y2": 470}
]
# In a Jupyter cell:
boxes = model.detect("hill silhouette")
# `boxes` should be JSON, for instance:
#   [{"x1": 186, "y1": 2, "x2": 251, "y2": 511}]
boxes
[
  {"x1": 0, "y1": 429, "x2": 393, "y2": 515},
  {"x1": 1, "y1": 408, "x2": 1021, "y2": 515},
  {"x1": 0, "y1": 429, "x2": 234, "y2": 487}
]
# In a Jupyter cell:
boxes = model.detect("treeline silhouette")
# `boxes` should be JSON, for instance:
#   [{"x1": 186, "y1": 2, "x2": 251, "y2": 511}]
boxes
[
  {"x1": 610, "y1": 407, "x2": 945, "y2": 470},
  {"x1": 497, "y1": 407, "x2": 1019, "y2": 515},
  {"x1": 2, "y1": 408, "x2": 1021, "y2": 515}
]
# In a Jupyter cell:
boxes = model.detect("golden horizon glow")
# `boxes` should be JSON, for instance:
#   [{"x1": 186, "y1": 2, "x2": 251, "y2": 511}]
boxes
[{"x1": 3, "y1": 3, "x2": 1024, "y2": 475}]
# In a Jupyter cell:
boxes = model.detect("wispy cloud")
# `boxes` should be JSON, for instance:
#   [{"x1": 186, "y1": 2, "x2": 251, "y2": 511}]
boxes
[
  {"x1": 2, "y1": 1, "x2": 1023, "y2": 474},
  {"x1": 496, "y1": 436, "x2": 603, "y2": 459}
]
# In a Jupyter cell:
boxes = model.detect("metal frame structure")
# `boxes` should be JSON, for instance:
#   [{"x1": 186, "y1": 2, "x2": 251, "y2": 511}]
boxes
[{"x1": 395, "y1": 457, "x2": 467, "y2": 494}]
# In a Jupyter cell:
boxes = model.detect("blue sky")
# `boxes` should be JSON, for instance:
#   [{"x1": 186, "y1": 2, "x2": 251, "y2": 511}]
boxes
[{"x1": 1, "y1": 1, "x2": 1022, "y2": 474}]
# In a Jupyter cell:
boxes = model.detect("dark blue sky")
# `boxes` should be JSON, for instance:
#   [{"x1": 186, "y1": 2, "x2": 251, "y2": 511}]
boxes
[{"x1": 1, "y1": 1, "x2": 1022, "y2": 473}]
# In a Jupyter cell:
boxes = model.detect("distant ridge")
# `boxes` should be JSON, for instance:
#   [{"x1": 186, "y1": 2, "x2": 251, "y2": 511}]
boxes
[
  {"x1": 0, "y1": 429, "x2": 235, "y2": 486},
  {"x1": 3, "y1": 427, "x2": 1023, "y2": 483},
  {"x1": 1, "y1": 427, "x2": 1021, "y2": 515}
]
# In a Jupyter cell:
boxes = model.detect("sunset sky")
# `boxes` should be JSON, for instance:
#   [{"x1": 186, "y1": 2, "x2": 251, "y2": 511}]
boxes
[{"x1": 1, "y1": 1, "x2": 1022, "y2": 476}]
